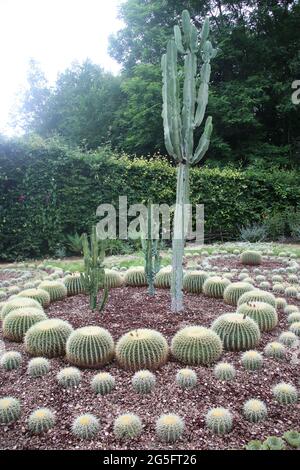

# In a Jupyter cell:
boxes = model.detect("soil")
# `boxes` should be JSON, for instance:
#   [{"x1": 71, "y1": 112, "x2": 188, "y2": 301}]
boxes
[{"x1": 1, "y1": 282, "x2": 300, "y2": 450}]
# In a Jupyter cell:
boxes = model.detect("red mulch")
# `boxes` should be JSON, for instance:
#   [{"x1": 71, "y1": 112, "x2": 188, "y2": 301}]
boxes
[{"x1": 0, "y1": 286, "x2": 299, "y2": 450}]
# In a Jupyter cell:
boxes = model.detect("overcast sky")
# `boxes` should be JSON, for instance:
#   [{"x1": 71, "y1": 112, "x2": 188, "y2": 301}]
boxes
[{"x1": 0, "y1": 0, "x2": 124, "y2": 135}]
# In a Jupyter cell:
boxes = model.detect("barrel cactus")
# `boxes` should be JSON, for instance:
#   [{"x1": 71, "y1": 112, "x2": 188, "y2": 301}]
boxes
[
  {"x1": 2, "y1": 307, "x2": 47, "y2": 342},
  {"x1": 25, "y1": 319, "x2": 73, "y2": 357},
  {"x1": 154, "y1": 267, "x2": 172, "y2": 289},
  {"x1": 175, "y1": 368, "x2": 197, "y2": 389},
  {"x1": 91, "y1": 372, "x2": 115, "y2": 395},
  {"x1": 116, "y1": 328, "x2": 168, "y2": 371},
  {"x1": 211, "y1": 313, "x2": 260, "y2": 351},
  {"x1": 132, "y1": 370, "x2": 156, "y2": 394},
  {"x1": 64, "y1": 273, "x2": 85, "y2": 296},
  {"x1": 264, "y1": 341, "x2": 286, "y2": 359},
  {"x1": 0, "y1": 397, "x2": 21, "y2": 424},
  {"x1": 205, "y1": 407, "x2": 233, "y2": 434},
  {"x1": 275, "y1": 297, "x2": 287, "y2": 310},
  {"x1": 57, "y1": 367, "x2": 82, "y2": 388},
  {"x1": 17, "y1": 288, "x2": 50, "y2": 307},
  {"x1": 273, "y1": 283, "x2": 285, "y2": 294},
  {"x1": 183, "y1": 271, "x2": 209, "y2": 294},
  {"x1": 155, "y1": 414, "x2": 185, "y2": 443},
  {"x1": 223, "y1": 282, "x2": 254, "y2": 306},
  {"x1": 38, "y1": 281, "x2": 67, "y2": 302},
  {"x1": 0, "y1": 296, "x2": 43, "y2": 320},
  {"x1": 72, "y1": 413, "x2": 100, "y2": 439},
  {"x1": 287, "y1": 312, "x2": 300, "y2": 324},
  {"x1": 28, "y1": 408, "x2": 55, "y2": 434},
  {"x1": 103, "y1": 269, "x2": 123, "y2": 288},
  {"x1": 241, "y1": 350, "x2": 263, "y2": 371},
  {"x1": 213, "y1": 362, "x2": 236, "y2": 381},
  {"x1": 272, "y1": 382, "x2": 298, "y2": 405},
  {"x1": 0, "y1": 351, "x2": 22, "y2": 371},
  {"x1": 243, "y1": 399, "x2": 267, "y2": 423},
  {"x1": 284, "y1": 305, "x2": 299, "y2": 315},
  {"x1": 240, "y1": 250, "x2": 262, "y2": 266},
  {"x1": 124, "y1": 267, "x2": 147, "y2": 287},
  {"x1": 66, "y1": 326, "x2": 114, "y2": 368},
  {"x1": 289, "y1": 321, "x2": 300, "y2": 336},
  {"x1": 285, "y1": 286, "x2": 298, "y2": 298},
  {"x1": 171, "y1": 326, "x2": 222, "y2": 365},
  {"x1": 203, "y1": 276, "x2": 231, "y2": 299},
  {"x1": 27, "y1": 357, "x2": 50, "y2": 377},
  {"x1": 279, "y1": 331, "x2": 298, "y2": 347},
  {"x1": 237, "y1": 290, "x2": 276, "y2": 308},
  {"x1": 236, "y1": 301, "x2": 278, "y2": 332},
  {"x1": 113, "y1": 414, "x2": 143, "y2": 440}
]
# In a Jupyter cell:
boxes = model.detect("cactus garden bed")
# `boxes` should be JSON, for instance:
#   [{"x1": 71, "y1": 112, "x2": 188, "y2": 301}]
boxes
[{"x1": 1, "y1": 280, "x2": 300, "y2": 450}]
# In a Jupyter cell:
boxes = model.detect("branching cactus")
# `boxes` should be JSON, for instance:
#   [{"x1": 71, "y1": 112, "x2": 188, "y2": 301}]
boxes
[
  {"x1": 161, "y1": 10, "x2": 216, "y2": 312},
  {"x1": 140, "y1": 200, "x2": 161, "y2": 296},
  {"x1": 80, "y1": 226, "x2": 109, "y2": 311}
]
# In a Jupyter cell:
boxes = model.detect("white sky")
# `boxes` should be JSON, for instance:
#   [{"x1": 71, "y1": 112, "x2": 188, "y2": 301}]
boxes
[{"x1": 0, "y1": 0, "x2": 124, "y2": 135}]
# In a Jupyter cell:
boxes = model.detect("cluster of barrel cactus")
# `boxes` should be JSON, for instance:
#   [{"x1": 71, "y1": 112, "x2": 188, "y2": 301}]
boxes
[
  {"x1": 223, "y1": 282, "x2": 254, "y2": 306},
  {"x1": 205, "y1": 407, "x2": 233, "y2": 435},
  {"x1": 211, "y1": 313, "x2": 261, "y2": 351},
  {"x1": 66, "y1": 326, "x2": 114, "y2": 368},
  {"x1": 2, "y1": 307, "x2": 47, "y2": 342},
  {"x1": 28, "y1": 408, "x2": 55, "y2": 434},
  {"x1": 203, "y1": 276, "x2": 231, "y2": 299},
  {"x1": 132, "y1": 370, "x2": 156, "y2": 394},
  {"x1": 240, "y1": 250, "x2": 262, "y2": 266},
  {"x1": 213, "y1": 362, "x2": 236, "y2": 381},
  {"x1": 237, "y1": 301, "x2": 278, "y2": 331},
  {"x1": 38, "y1": 281, "x2": 67, "y2": 302},
  {"x1": 57, "y1": 367, "x2": 82, "y2": 388},
  {"x1": 155, "y1": 414, "x2": 185, "y2": 442},
  {"x1": 114, "y1": 413, "x2": 143, "y2": 440},
  {"x1": 91, "y1": 372, "x2": 115, "y2": 395},
  {"x1": 25, "y1": 319, "x2": 73, "y2": 357},
  {"x1": 17, "y1": 288, "x2": 51, "y2": 308},
  {"x1": 27, "y1": 357, "x2": 51, "y2": 377},
  {"x1": 243, "y1": 399, "x2": 267, "y2": 423},
  {"x1": 64, "y1": 273, "x2": 85, "y2": 296},
  {"x1": 0, "y1": 351, "x2": 22, "y2": 371},
  {"x1": 183, "y1": 271, "x2": 209, "y2": 294},
  {"x1": 171, "y1": 326, "x2": 223, "y2": 365}
]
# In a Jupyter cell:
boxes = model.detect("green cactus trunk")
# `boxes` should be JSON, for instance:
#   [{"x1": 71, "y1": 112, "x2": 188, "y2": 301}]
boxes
[
  {"x1": 161, "y1": 10, "x2": 216, "y2": 312},
  {"x1": 142, "y1": 200, "x2": 161, "y2": 296}
]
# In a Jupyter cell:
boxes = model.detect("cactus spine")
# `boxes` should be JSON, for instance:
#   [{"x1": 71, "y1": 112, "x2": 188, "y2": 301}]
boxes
[
  {"x1": 140, "y1": 200, "x2": 161, "y2": 296},
  {"x1": 161, "y1": 10, "x2": 216, "y2": 312},
  {"x1": 80, "y1": 226, "x2": 108, "y2": 311}
]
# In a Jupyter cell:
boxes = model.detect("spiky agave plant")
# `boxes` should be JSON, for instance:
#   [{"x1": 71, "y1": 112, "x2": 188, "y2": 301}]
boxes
[{"x1": 161, "y1": 10, "x2": 216, "y2": 312}]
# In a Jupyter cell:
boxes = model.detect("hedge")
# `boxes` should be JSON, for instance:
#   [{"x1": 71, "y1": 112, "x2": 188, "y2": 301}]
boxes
[{"x1": 0, "y1": 135, "x2": 299, "y2": 260}]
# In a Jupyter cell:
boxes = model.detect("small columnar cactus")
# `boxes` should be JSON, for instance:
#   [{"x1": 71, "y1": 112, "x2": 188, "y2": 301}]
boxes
[
  {"x1": 264, "y1": 341, "x2": 286, "y2": 359},
  {"x1": 17, "y1": 288, "x2": 50, "y2": 307},
  {"x1": 171, "y1": 326, "x2": 223, "y2": 365},
  {"x1": 2, "y1": 307, "x2": 47, "y2": 342},
  {"x1": 38, "y1": 281, "x2": 67, "y2": 302},
  {"x1": 175, "y1": 368, "x2": 197, "y2": 389},
  {"x1": 103, "y1": 269, "x2": 123, "y2": 288},
  {"x1": 116, "y1": 328, "x2": 168, "y2": 371},
  {"x1": 132, "y1": 370, "x2": 156, "y2": 394},
  {"x1": 211, "y1": 313, "x2": 260, "y2": 351},
  {"x1": 28, "y1": 408, "x2": 55, "y2": 434},
  {"x1": 91, "y1": 372, "x2": 115, "y2": 395},
  {"x1": 25, "y1": 319, "x2": 73, "y2": 357},
  {"x1": 287, "y1": 312, "x2": 300, "y2": 324},
  {"x1": 0, "y1": 296, "x2": 43, "y2": 320},
  {"x1": 0, "y1": 351, "x2": 22, "y2": 371},
  {"x1": 223, "y1": 282, "x2": 254, "y2": 306},
  {"x1": 203, "y1": 276, "x2": 231, "y2": 299},
  {"x1": 124, "y1": 267, "x2": 147, "y2": 287},
  {"x1": 279, "y1": 331, "x2": 298, "y2": 347},
  {"x1": 237, "y1": 301, "x2": 278, "y2": 332},
  {"x1": 272, "y1": 382, "x2": 298, "y2": 405},
  {"x1": 237, "y1": 290, "x2": 276, "y2": 308},
  {"x1": 213, "y1": 362, "x2": 236, "y2": 381},
  {"x1": 154, "y1": 267, "x2": 172, "y2": 289},
  {"x1": 243, "y1": 399, "x2": 267, "y2": 423},
  {"x1": 66, "y1": 326, "x2": 114, "y2": 368},
  {"x1": 285, "y1": 286, "x2": 298, "y2": 298},
  {"x1": 183, "y1": 271, "x2": 209, "y2": 294},
  {"x1": 64, "y1": 273, "x2": 85, "y2": 296},
  {"x1": 155, "y1": 414, "x2": 184, "y2": 443},
  {"x1": 240, "y1": 250, "x2": 262, "y2": 266},
  {"x1": 72, "y1": 413, "x2": 100, "y2": 440},
  {"x1": 283, "y1": 430, "x2": 300, "y2": 448},
  {"x1": 289, "y1": 321, "x2": 300, "y2": 337},
  {"x1": 27, "y1": 357, "x2": 51, "y2": 377},
  {"x1": 241, "y1": 350, "x2": 263, "y2": 371},
  {"x1": 205, "y1": 407, "x2": 233, "y2": 434},
  {"x1": 57, "y1": 367, "x2": 82, "y2": 388},
  {"x1": 0, "y1": 397, "x2": 21, "y2": 424},
  {"x1": 275, "y1": 297, "x2": 287, "y2": 310},
  {"x1": 263, "y1": 436, "x2": 286, "y2": 450},
  {"x1": 113, "y1": 414, "x2": 143, "y2": 440}
]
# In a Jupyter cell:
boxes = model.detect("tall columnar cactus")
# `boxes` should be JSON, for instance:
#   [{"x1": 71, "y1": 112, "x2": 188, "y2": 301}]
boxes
[
  {"x1": 80, "y1": 226, "x2": 108, "y2": 311},
  {"x1": 162, "y1": 10, "x2": 216, "y2": 312},
  {"x1": 140, "y1": 200, "x2": 161, "y2": 296}
]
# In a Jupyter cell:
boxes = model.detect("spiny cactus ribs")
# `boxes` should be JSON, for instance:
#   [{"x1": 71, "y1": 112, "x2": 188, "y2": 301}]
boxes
[
  {"x1": 171, "y1": 326, "x2": 222, "y2": 365},
  {"x1": 66, "y1": 326, "x2": 114, "y2": 368}
]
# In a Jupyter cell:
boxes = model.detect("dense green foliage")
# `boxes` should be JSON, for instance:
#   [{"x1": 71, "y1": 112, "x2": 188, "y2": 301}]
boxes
[
  {"x1": 1, "y1": 137, "x2": 299, "y2": 260},
  {"x1": 13, "y1": 1, "x2": 300, "y2": 168}
]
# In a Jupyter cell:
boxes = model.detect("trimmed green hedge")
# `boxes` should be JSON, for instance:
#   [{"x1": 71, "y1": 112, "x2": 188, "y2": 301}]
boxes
[{"x1": 0, "y1": 136, "x2": 299, "y2": 260}]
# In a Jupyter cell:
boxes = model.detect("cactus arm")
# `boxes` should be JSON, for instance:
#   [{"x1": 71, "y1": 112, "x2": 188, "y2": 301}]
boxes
[
  {"x1": 182, "y1": 10, "x2": 192, "y2": 48},
  {"x1": 182, "y1": 51, "x2": 197, "y2": 159},
  {"x1": 174, "y1": 25, "x2": 185, "y2": 54},
  {"x1": 199, "y1": 18, "x2": 210, "y2": 51},
  {"x1": 161, "y1": 54, "x2": 176, "y2": 158},
  {"x1": 191, "y1": 116, "x2": 213, "y2": 164}
]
